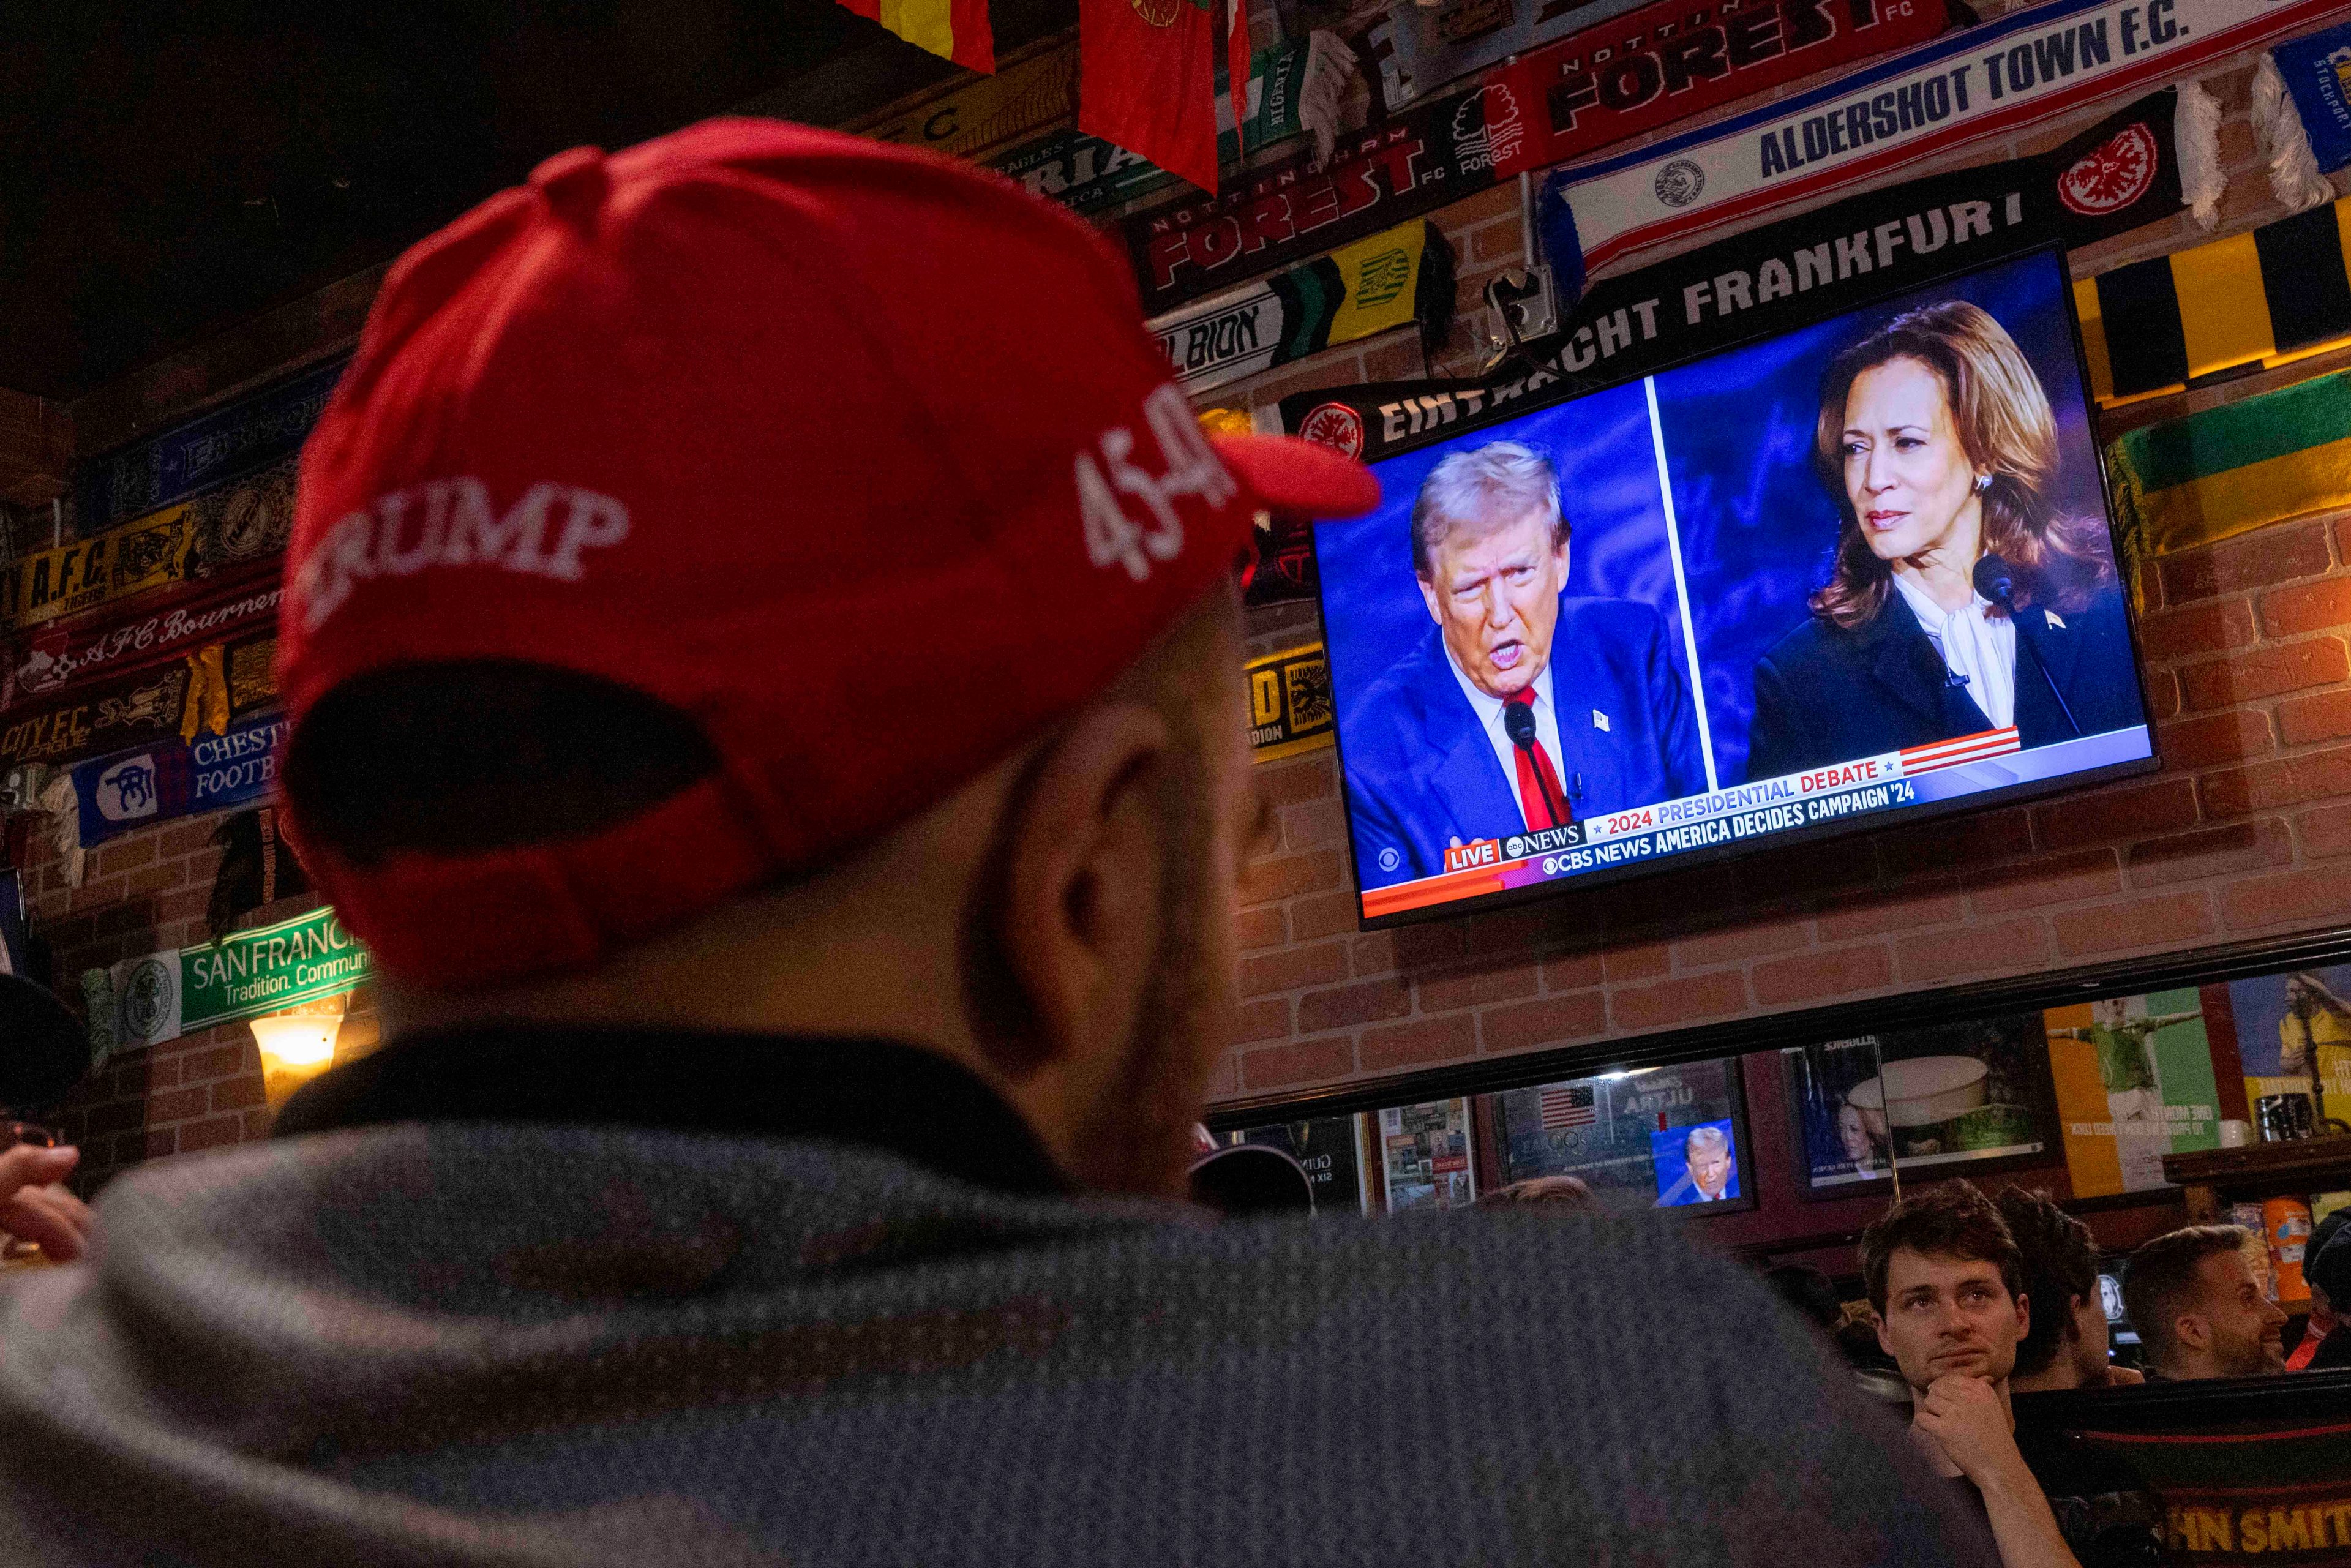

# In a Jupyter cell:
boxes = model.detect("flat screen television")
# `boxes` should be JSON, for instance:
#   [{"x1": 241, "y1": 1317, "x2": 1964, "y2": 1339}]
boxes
[{"x1": 1313, "y1": 244, "x2": 2155, "y2": 926}]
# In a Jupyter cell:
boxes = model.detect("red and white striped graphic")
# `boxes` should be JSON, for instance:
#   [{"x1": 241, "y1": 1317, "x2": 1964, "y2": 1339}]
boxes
[{"x1": 1901, "y1": 727, "x2": 2022, "y2": 773}]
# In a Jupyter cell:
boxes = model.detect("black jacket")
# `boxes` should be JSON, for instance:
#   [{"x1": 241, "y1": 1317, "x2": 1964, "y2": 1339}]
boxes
[{"x1": 1745, "y1": 581, "x2": 2142, "y2": 783}]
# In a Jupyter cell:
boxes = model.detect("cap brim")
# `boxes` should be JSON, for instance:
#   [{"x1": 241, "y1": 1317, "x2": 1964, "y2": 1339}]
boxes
[{"x1": 1211, "y1": 433, "x2": 1382, "y2": 520}]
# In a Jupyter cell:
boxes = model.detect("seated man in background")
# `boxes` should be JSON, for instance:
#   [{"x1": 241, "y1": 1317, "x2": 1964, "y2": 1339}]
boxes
[
  {"x1": 2287, "y1": 1209, "x2": 2348, "y2": 1370},
  {"x1": 1997, "y1": 1188, "x2": 2141, "y2": 1392},
  {"x1": 1865, "y1": 1182, "x2": 2162, "y2": 1568},
  {"x1": 2122, "y1": 1225, "x2": 2288, "y2": 1381},
  {"x1": 0, "y1": 123, "x2": 1986, "y2": 1567}
]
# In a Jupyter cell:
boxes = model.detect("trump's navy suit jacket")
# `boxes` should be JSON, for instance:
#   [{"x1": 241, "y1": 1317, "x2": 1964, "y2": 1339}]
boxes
[
  {"x1": 1343, "y1": 598, "x2": 1705, "y2": 890},
  {"x1": 1744, "y1": 582, "x2": 2142, "y2": 783}
]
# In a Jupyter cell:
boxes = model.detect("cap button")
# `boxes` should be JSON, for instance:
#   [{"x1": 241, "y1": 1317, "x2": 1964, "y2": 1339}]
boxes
[{"x1": 531, "y1": 146, "x2": 610, "y2": 226}]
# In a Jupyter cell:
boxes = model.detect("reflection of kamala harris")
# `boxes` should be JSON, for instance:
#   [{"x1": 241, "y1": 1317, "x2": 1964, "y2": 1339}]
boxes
[
  {"x1": 1745, "y1": 302, "x2": 2137, "y2": 784},
  {"x1": 1343, "y1": 443, "x2": 1703, "y2": 889}
]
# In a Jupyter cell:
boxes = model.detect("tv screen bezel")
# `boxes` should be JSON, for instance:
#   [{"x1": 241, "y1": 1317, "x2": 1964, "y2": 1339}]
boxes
[{"x1": 1308, "y1": 240, "x2": 2162, "y2": 933}]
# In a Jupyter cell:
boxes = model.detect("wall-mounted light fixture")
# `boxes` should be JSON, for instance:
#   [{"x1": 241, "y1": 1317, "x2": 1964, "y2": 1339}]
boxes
[{"x1": 250, "y1": 1003, "x2": 346, "y2": 1108}]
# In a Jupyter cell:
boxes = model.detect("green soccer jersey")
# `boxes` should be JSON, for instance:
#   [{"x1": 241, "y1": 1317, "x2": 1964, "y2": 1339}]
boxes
[{"x1": 2093, "y1": 1024, "x2": 2157, "y2": 1093}]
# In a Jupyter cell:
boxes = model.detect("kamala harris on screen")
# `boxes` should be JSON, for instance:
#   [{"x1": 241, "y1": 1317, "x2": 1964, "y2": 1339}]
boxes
[{"x1": 1744, "y1": 300, "x2": 2140, "y2": 784}]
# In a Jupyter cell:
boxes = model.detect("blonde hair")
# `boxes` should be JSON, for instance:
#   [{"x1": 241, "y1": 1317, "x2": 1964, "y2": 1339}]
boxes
[{"x1": 1810, "y1": 300, "x2": 2113, "y2": 631}]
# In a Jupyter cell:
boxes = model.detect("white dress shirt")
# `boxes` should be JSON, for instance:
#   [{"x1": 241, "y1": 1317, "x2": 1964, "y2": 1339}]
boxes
[
  {"x1": 1891, "y1": 571, "x2": 2016, "y2": 730},
  {"x1": 1442, "y1": 645, "x2": 1564, "y2": 828}
]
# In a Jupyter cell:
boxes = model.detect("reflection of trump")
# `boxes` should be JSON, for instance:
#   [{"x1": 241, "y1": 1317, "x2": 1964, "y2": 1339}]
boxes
[
  {"x1": 1745, "y1": 301, "x2": 2136, "y2": 782},
  {"x1": 1341, "y1": 442, "x2": 1703, "y2": 889}
]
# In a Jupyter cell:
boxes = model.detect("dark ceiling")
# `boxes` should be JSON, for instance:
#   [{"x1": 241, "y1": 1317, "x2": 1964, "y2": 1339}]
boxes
[{"x1": 2, "y1": 0, "x2": 1072, "y2": 402}]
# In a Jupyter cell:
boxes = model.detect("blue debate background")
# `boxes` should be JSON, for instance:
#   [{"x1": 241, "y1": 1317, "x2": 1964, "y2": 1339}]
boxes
[
  {"x1": 1313, "y1": 379, "x2": 1682, "y2": 752},
  {"x1": 1650, "y1": 249, "x2": 2109, "y2": 784}
]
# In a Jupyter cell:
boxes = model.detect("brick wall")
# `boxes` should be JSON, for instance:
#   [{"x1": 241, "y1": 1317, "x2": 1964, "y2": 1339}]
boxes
[{"x1": 1204, "y1": 48, "x2": 2351, "y2": 1114}]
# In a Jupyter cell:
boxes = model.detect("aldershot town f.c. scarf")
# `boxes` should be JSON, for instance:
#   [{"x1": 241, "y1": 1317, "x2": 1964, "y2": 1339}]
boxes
[
  {"x1": 2106, "y1": 369, "x2": 2351, "y2": 561},
  {"x1": 2076, "y1": 193, "x2": 2351, "y2": 403},
  {"x1": 1280, "y1": 89, "x2": 2190, "y2": 464},
  {"x1": 1539, "y1": 0, "x2": 2351, "y2": 282}
]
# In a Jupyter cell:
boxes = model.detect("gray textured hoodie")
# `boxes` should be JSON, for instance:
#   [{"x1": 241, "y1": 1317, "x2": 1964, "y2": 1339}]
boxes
[{"x1": 0, "y1": 1108, "x2": 1993, "y2": 1566}]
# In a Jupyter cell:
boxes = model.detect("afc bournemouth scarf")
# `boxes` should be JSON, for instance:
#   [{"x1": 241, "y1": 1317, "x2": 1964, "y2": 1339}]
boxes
[
  {"x1": 71, "y1": 710, "x2": 288, "y2": 851},
  {"x1": 75, "y1": 357, "x2": 341, "y2": 538},
  {"x1": 1280, "y1": 89, "x2": 2188, "y2": 463},
  {"x1": 830, "y1": 0, "x2": 994, "y2": 72},
  {"x1": 2077, "y1": 193, "x2": 2351, "y2": 403},
  {"x1": 2107, "y1": 369, "x2": 2351, "y2": 561},
  {"x1": 1081, "y1": 0, "x2": 1223, "y2": 192},
  {"x1": 2, "y1": 455, "x2": 294, "y2": 635},
  {"x1": 2, "y1": 565, "x2": 281, "y2": 714},
  {"x1": 1245, "y1": 643, "x2": 1335, "y2": 760},
  {"x1": 1152, "y1": 220, "x2": 1452, "y2": 392},
  {"x1": 107, "y1": 903, "x2": 370, "y2": 1054},
  {"x1": 1121, "y1": 75, "x2": 1526, "y2": 313},
  {"x1": 0, "y1": 629, "x2": 276, "y2": 773},
  {"x1": 1540, "y1": 0, "x2": 2349, "y2": 282}
]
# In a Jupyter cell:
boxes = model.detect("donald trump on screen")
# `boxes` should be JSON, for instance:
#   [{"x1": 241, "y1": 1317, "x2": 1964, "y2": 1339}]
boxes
[{"x1": 1341, "y1": 442, "x2": 1703, "y2": 889}]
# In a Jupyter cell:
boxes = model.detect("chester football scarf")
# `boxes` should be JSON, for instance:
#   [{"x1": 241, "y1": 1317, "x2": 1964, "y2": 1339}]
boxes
[
  {"x1": 1281, "y1": 90, "x2": 2190, "y2": 464},
  {"x1": 70, "y1": 711, "x2": 289, "y2": 851},
  {"x1": 2075, "y1": 194, "x2": 2351, "y2": 404},
  {"x1": 1152, "y1": 220, "x2": 1452, "y2": 393},
  {"x1": 1539, "y1": 0, "x2": 2349, "y2": 283},
  {"x1": 1245, "y1": 643, "x2": 1335, "y2": 761},
  {"x1": 2106, "y1": 370, "x2": 2351, "y2": 563},
  {"x1": 1081, "y1": 0, "x2": 1222, "y2": 191},
  {"x1": 831, "y1": 0, "x2": 994, "y2": 72}
]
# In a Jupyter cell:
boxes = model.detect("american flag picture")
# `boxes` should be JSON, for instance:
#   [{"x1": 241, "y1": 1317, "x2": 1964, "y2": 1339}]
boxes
[{"x1": 1539, "y1": 1082, "x2": 1596, "y2": 1131}]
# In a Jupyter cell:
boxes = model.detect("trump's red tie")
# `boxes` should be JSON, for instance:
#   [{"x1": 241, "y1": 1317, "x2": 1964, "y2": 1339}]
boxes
[{"x1": 1504, "y1": 689, "x2": 1568, "y2": 830}]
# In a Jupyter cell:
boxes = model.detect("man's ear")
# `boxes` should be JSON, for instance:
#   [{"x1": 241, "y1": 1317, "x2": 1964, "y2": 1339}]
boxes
[
  {"x1": 1415, "y1": 572, "x2": 1441, "y2": 626},
  {"x1": 990, "y1": 702, "x2": 1174, "y2": 1079},
  {"x1": 2013, "y1": 1289, "x2": 2030, "y2": 1344},
  {"x1": 2172, "y1": 1310, "x2": 2211, "y2": 1354}
]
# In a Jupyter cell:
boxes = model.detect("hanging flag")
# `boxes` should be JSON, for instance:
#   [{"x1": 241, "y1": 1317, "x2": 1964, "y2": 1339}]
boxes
[
  {"x1": 1539, "y1": 0, "x2": 2348, "y2": 284},
  {"x1": 2075, "y1": 193, "x2": 2351, "y2": 404},
  {"x1": 831, "y1": 0, "x2": 995, "y2": 73},
  {"x1": 2107, "y1": 370, "x2": 2351, "y2": 563},
  {"x1": 1540, "y1": 1082, "x2": 1598, "y2": 1131},
  {"x1": 1226, "y1": 0, "x2": 1251, "y2": 157},
  {"x1": 1081, "y1": 0, "x2": 1221, "y2": 192}
]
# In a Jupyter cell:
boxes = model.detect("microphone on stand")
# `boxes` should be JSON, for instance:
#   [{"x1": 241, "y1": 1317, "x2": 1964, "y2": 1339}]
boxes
[
  {"x1": 1972, "y1": 553, "x2": 2079, "y2": 738},
  {"x1": 1503, "y1": 700, "x2": 1569, "y2": 829}
]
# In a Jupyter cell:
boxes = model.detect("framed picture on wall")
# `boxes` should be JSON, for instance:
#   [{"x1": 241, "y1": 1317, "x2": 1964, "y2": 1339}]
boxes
[
  {"x1": 1228, "y1": 1114, "x2": 1371, "y2": 1215},
  {"x1": 2045, "y1": 988, "x2": 2224, "y2": 1198},
  {"x1": 1488, "y1": 1057, "x2": 1753, "y2": 1217},
  {"x1": 2227, "y1": 964, "x2": 2351, "y2": 1134},
  {"x1": 1783, "y1": 1012, "x2": 2061, "y2": 1199},
  {"x1": 1378, "y1": 1098, "x2": 1475, "y2": 1213}
]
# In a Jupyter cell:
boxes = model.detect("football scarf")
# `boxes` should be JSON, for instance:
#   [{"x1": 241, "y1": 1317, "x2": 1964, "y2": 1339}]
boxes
[
  {"x1": 1281, "y1": 90, "x2": 2190, "y2": 464},
  {"x1": 1, "y1": 455, "x2": 294, "y2": 635},
  {"x1": 1538, "y1": 0, "x2": 2349, "y2": 283},
  {"x1": 2106, "y1": 369, "x2": 2351, "y2": 562},
  {"x1": 1152, "y1": 220, "x2": 1452, "y2": 393},
  {"x1": 2, "y1": 565, "x2": 282, "y2": 714},
  {"x1": 71, "y1": 711, "x2": 288, "y2": 851},
  {"x1": 0, "y1": 629, "x2": 276, "y2": 773},
  {"x1": 1245, "y1": 643, "x2": 1336, "y2": 761},
  {"x1": 107, "y1": 903, "x2": 370, "y2": 1054},
  {"x1": 2075, "y1": 193, "x2": 2351, "y2": 404},
  {"x1": 74, "y1": 356, "x2": 340, "y2": 537}
]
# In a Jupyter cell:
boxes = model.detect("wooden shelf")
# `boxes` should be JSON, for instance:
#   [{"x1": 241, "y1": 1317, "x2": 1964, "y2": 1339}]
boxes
[{"x1": 2162, "y1": 1139, "x2": 2351, "y2": 1221}]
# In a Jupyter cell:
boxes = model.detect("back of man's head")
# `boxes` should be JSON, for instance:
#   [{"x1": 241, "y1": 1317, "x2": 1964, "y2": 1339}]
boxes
[
  {"x1": 2122, "y1": 1225, "x2": 2248, "y2": 1369},
  {"x1": 1995, "y1": 1187, "x2": 2097, "y2": 1376},
  {"x1": 272, "y1": 121, "x2": 1378, "y2": 1197},
  {"x1": 1858, "y1": 1180, "x2": 2023, "y2": 1315}
]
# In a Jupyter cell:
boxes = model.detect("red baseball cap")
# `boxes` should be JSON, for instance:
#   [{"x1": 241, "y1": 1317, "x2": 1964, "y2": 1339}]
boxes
[{"x1": 278, "y1": 118, "x2": 1377, "y2": 989}]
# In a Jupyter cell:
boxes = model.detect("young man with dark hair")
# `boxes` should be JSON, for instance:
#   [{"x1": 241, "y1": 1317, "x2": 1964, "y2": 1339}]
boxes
[
  {"x1": 2122, "y1": 1225, "x2": 2288, "y2": 1380},
  {"x1": 0, "y1": 124, "x2": 1986, "y2": 1566},
  {"x1": 1997, "y1": 1188, "x2": 2140, "y2": 1392},
  {"x1": 1864, "y1": 1182, "x2": 2161, "y2": 1568}
]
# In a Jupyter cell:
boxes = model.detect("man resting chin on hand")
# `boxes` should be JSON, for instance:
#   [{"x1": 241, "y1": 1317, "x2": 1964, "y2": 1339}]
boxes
[
  {"x1": 0, "y1": 1144, "x2": 92, "y2": 1264},
  {"x1": 1864, "y1": 1182, "x2": 2162, "y2": 1568}
]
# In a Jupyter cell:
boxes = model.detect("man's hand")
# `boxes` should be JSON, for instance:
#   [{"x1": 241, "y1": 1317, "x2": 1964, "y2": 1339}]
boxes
[
  {"x1": 0, "y1": 1144, "x2": 92, "y2": 1262},
  {"x1": 1914, "y1": 1373, "x2": 2022, "y2": 1487}
]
